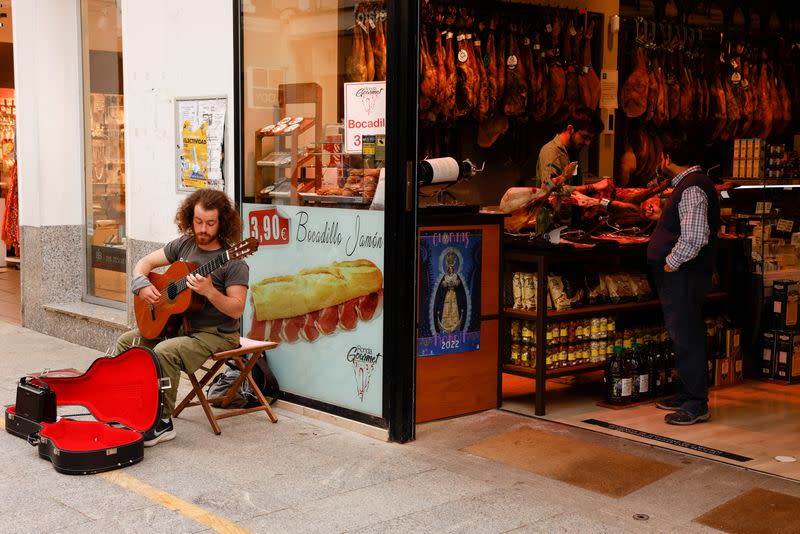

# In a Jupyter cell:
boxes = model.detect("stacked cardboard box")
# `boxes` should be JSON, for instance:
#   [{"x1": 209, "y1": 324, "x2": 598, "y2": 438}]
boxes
[
  {"x1": 732, "y1": 138, "x2": 766, "y2": 179},
  {"x1": 758, "y1": 280, "x2": 800, "y2": 382},
  {"x1": 774, "y1": 332, "x2": 800, "y2": 383},
  {"x1": 761, "y1": 331, "x2": 776, "y2": 378},
  {"x1": 766, "y1": 144, "x2": 786, "y2": 180},
  {"x1": 710, "y1": 326, "x2": 743, "y2": 387},
  {"x1": 772, "y1": 280, "x2": 800, "y2": 331}
]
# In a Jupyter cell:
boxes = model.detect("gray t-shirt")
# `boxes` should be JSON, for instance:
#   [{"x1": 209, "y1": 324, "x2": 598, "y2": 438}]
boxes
[{"x1": 163, "y1": 235, "x2": 249, "y2": 333}]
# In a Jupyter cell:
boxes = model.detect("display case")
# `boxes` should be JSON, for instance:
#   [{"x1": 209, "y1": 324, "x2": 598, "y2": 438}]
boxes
[{"x1": 254, "y1": 83, "x2": 322, "y2": 203}]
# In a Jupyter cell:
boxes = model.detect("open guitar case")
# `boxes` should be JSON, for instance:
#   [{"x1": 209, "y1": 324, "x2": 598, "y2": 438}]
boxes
[{"x1": 4, "y1": 347, "x2": 165, "y2": 475}]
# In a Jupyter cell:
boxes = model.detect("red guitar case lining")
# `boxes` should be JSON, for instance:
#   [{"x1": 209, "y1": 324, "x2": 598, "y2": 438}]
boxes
[{"x1": 4, "y1": 347, "x2": 164, "y2": 475}]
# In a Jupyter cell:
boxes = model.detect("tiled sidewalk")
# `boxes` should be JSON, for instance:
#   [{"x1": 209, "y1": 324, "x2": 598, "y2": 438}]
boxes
[{"x1": 2, "y1": 312, "x2": 800, "y2": 533}]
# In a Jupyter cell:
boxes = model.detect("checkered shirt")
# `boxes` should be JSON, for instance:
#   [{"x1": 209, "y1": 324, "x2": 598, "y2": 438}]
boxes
[{"x1": 665, "y1": 165, "x2": 710, "y2": 270}]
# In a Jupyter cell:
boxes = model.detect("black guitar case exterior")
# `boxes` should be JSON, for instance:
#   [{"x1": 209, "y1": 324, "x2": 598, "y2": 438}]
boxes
[{"x1": 4, "y1": 347, "x2": 164, "y2": 475}]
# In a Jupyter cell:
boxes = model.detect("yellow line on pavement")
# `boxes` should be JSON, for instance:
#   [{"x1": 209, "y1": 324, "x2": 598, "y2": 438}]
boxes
[
  {"x1": 98, "y1": 470, "x2": 252, "y2": 534},
  {"x1": 1, "y1": 415, "x2": 247, "y2": 533}
]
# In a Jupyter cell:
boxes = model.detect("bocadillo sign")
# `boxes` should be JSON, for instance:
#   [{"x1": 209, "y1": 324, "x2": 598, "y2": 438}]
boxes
[{"x1": 242, "y1": 204, "x2": 385, "y2": 416}]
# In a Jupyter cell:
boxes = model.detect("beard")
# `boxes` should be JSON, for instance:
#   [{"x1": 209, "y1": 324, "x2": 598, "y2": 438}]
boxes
[
  {"x1": 194, "y1": 232, "x2": 216, "y2": 245},
  {"x1": 567, "y1": 133, "x2": 576, "y2": 150}
]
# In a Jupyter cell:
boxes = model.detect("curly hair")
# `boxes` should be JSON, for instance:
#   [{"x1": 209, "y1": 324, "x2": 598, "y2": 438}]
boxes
[{"x1": 175, "y1": 189, "x2": 242, "y2": 246}]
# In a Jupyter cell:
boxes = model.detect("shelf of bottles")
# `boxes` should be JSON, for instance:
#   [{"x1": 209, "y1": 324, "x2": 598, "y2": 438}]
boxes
[{"x1": 504, "y1": 316, "x2": 672, "y2": 379}]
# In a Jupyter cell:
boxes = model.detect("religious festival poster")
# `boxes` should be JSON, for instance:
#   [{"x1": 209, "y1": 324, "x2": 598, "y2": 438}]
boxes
[{"x1": 417, "y1": 229, "x2": 482, "y2": 357}]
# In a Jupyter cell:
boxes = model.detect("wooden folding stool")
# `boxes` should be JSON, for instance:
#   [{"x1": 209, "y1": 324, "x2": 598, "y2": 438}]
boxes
[{"x1": 173, "y1": 337, "x2": 278, "y2": 434}]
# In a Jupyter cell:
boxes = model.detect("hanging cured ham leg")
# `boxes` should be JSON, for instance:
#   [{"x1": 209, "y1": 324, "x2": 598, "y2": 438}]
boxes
[
  {"x1": 621, "y1": 47, "x2": 648, "y2": 118},
  {"x1": 503, "y1": 28, "x2": 528, "y2": 116},
  {"x1": 374, "y1": 11, "x2": 387, "y2": 81},
  {"x1": 546, "y1": 18, "x2": 566, "y2": 118},
  {"x1": 579, "y1": 20, "x2": 601, "y2": 109},
  {"x1": 346, "y1": 11, "x2": 369, "y2": 82}
]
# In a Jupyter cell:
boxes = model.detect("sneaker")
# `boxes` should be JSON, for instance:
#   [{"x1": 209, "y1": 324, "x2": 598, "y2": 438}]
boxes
[
  {"x1": 655, "y1": 397, "x2": 685, "y2": 411},
  {"x1": 665, "y1": 410, "x2": 710, "y2": 426},
  {"x1": 142, "y1": 418, "x2": 176, "y2": 447}
]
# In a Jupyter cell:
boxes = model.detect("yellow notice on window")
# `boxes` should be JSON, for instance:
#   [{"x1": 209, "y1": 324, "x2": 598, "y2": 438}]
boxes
[{"x1": 181, "y1": 120, "x2": 209, "y2": 188}]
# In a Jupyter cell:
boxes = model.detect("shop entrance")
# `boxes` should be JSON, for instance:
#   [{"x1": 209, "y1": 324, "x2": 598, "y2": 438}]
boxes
[
  {"x1": 408, "y1": 0, "x2": 800, "y2": 476},
  {"x1": 493, "y1": 1, "x2": 800, "y2": 483},
  {"x1": 0, "y1": 0, "x2": 20, "y2": 324},
  {"x1": 1, "y1": 0, "x2": 17, "y2": 264}
]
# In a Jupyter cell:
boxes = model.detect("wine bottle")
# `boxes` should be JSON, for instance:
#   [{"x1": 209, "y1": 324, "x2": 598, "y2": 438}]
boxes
[
  {"x1": 604, "y1": 347, "x2": 625, "y2": 404},
  {"x1": 629, "y1": 347, "x2": 641, "y2": 403}
]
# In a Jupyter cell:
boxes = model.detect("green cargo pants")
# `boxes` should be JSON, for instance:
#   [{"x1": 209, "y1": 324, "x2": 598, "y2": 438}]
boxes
[{"x1": 116, "y1": 327, "x2": 240, "y2": 419}]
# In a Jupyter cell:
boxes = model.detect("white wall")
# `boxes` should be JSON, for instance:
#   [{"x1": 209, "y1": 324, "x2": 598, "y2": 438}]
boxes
[
  {"x1": 13, "y1": 0, "x2": 84, "y2": 227},
  {"x1": 121, "y1": 0, "x2": 234, "y2": 244}
]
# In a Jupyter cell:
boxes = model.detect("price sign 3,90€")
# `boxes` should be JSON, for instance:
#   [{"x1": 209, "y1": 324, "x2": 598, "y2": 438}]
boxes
[{"x1": 249, "y1": 209, "x2": 290, "y2": 246}]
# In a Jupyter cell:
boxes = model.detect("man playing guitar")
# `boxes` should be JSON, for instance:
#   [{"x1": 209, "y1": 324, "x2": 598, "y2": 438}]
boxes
[{"x1": 116, "y1": 189, "x2": 249, "y2": 447}]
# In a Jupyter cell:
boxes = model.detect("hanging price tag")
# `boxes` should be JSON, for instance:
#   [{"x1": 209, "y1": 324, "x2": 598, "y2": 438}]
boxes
[
  {"x1": 248, "y1": 208, "x2": 290, "y2": 246},
  {"x1": 755, "y1": 202, "x2": 772, "y2": 214},
  {"x1": 776, "y1": 219, "x2": 794, "y2": 233}
]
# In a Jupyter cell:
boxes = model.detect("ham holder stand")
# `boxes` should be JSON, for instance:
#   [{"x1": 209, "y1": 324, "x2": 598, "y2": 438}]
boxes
[{"x1": 418, "y1": 156, "x2": 485, "y2": 214}]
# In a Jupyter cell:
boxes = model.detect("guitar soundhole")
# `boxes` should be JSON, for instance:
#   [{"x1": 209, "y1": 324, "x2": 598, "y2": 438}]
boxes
[{"x1": 166, "y1": 283, "x2": 178, "y2": 300}]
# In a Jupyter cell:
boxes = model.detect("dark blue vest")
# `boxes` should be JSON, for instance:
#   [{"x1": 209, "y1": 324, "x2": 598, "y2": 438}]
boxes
[{"x1": 647, "y1": 171, "x2": 720, "y2": 272}]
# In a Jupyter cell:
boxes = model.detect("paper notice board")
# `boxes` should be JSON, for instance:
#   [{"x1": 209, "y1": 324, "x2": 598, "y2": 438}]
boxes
[
  {"x1": 175, "y1": 96, "x2": 226, "y2": 192},
  {"x1": 600, "y1": 69, "x2": 619, "y2": 109}
]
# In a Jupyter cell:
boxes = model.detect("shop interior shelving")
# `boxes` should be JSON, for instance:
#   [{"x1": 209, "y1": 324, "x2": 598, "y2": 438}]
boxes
[
  {"x1": 254, "y1": 82, "x2": 322, "y2": 203},
  {"x1": 501, "y1": 239, "x2": 736, "y2": 415}
]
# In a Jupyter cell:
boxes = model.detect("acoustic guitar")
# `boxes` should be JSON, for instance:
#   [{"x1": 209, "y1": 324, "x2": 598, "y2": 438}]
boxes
[{"x1": 134, "y1": 237, "x2": 259, "y2": 339}]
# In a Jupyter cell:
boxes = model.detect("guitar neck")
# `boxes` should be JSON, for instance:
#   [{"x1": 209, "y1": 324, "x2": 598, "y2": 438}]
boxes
[{"x1": 173, "y1": 251, "x2": 229, "y2": 294}]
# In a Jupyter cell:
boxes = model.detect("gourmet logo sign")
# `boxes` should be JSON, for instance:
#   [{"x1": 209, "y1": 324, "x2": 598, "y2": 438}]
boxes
[
  {"x1": 346, "y1": 345, "x2": 382, "y2": 401},
  {"x1": 344, "y1": 81, "x2": 386, "y2": 153}
]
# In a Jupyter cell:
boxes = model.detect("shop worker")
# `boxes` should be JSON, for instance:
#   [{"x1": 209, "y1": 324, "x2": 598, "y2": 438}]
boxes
[
  {"x1": 500, "y1": 109, "x2": 609, "y2": 215},
  {"x1": 116, "y1": 189, "x2": 249, "y2": 446},
  {"x1": 535, "y1": 106, "x2": 605, "y2": 188},
  {"x1": 647, "y1": 133, "x2": 720, "y2": 426}
]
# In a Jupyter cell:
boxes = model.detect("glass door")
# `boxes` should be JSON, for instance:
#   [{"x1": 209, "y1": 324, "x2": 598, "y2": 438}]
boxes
[{"x1": 235, "y1": 1, "x2": 418, "y2": 439}]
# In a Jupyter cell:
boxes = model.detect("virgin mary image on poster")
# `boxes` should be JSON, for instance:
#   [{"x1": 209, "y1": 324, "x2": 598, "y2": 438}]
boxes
[
  {"x1": 434, "y1": 251, "x2": 468, "y2": 334},
  {"x1": 417, "y1": 230, "x2": 482, "y2": 357}
]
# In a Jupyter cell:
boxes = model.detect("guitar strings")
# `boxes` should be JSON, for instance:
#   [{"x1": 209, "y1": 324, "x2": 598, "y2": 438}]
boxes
[{"x1": 137, "y1": 239, "x2": 254, "y2": 309}]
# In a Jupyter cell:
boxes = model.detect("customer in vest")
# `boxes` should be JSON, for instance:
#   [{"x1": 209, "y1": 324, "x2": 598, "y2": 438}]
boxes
[
  {"x1": 647, "y1": 133, "x2": 720, "y2": 425},
  {"x1": 116, "y1": 189, "x2": 249, "y2": 446}
]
